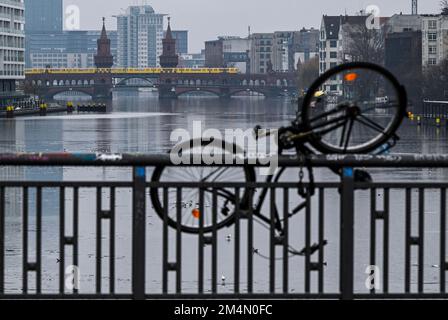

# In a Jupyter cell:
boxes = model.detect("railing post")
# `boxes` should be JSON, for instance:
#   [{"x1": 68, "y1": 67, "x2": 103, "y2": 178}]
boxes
[
  {"x1": 340, "y1": 167, "x2": 355, "y2": 300},
  {"x1": 132, "y1": 167, "x2": 146, "y2": 300}
]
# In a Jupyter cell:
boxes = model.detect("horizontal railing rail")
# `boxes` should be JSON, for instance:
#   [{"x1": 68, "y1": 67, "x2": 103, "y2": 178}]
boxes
[
  {"x1": 0, "y1": 153, "x2": 447, "y2": 300},
  {"x1": 0, "y1": 153, "x2": 448, "y2": 167}
]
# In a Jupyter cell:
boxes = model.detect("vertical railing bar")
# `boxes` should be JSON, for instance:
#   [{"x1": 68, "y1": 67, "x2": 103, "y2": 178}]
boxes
[
  {"x1": 36, "y1": 187, "x2": 42, "y2": 294},
  {"x1": 318, "y1": 188, "x2": 325, "y2": 294},
  {"x1": 176, "y1": 187, "x2": 182, "y2": 294},
  {"x1": 269, "y1": 187, "x2": 276, "y2": 294},
  {"x1": 162, "y1": 187, "x2": 169, "y2": 294},
  {"x1": 132, "y1": 167, "x2": 146, "y2": 300},
  {"x1": 73, "y1": 187, "x2": 79, "y2": 295},
  {"x1": 109, "y1": 187, "x2": 115, "y2": 295},
  {"x1": 247, "y1": 187, "x2": 254, "y2": 294},
  {"x1": 22, "y1": 187, "x2": 28, "y2": 294},
  {"x1": 418, "y1": 188, "x2": 425, "y2": 294},
  {"x1": 211, "y1": 188, "x2": 217, "y2": 294},
  {"x1": 282, "y1": 188, "x2": 289, "y2": 294},
  {"x1": 96, "y1": 187, "x2": 102, "y2": 295},
  {"x1": 441, "y1": 188, "x2": 446, "y2": 293},
  {"x1": 0, "y1": 187, "x2": 4, "y2": 294},
  {"x1": 234, "y1": 188, "x2": 240, "y2": 294},
  {"x1": 405, "y1": 188, "x2": 411, "y2": 293},
  {"x1": 383, "y1": 188, "x2": 390, "y2": 294},
  {"x1": 370, "y1": 188, "x2": 376, "y2": 295},
  {"x1": 198, "y1": 187, "x2": 204, "y2": 294},
  {"x1": 340, "y1": 168, "x2": 355, "y2": 300},
  {"x1": 305, "y1": 190, "x2": 311, "y2": 294},
  {"x1": 59, "y1": 187, "x2": 65, "y2": 294}
]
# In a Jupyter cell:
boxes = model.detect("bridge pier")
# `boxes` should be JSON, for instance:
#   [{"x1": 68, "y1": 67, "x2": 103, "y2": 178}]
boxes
[
  {"x1": 219, "y1": 88, "x2": 231, "y2": 100},
  {"x1": 158, "y1": 86, "x2": 177, "y2": 99}
]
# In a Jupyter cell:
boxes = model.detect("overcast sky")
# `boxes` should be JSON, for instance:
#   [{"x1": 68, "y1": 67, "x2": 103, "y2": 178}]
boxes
[{"x1": 64, "y1": 0, "x2": 442, "y2": 52}]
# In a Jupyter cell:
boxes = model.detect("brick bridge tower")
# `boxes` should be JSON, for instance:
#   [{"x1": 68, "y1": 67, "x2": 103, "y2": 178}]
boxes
[
  {"x1": 94, "y1": 17, "x2": 114, "y2": 68},
  {"x1": 88, "y1": 18, "x2": 114, "y2": 99},
  {"x1": 160, "y1": 17, "x2": 179, "y2": 68}
]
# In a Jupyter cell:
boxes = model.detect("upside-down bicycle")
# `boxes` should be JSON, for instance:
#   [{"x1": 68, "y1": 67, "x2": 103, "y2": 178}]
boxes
[{"x1": 150, "y1": 62, "x2": 407, "y2": 242}]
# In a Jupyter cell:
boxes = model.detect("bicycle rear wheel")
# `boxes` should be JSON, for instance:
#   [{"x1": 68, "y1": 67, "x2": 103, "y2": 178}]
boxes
[{"x1": 300, "y1": 62, "x2": 407, "y2": 154}]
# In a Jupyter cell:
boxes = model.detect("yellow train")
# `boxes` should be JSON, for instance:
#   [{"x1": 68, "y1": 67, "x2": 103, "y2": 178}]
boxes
[{"x1": 25, "y1": 67, "x2": 239, "y2": 75}]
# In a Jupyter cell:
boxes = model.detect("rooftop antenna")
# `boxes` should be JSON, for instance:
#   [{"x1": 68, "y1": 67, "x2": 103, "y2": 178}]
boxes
[
  {"x1": 412, "y1": 0, "x2": 418, "y2": 15},
  {"x1": 248, "y1": 25, "x2": 251, "y2": 38}
]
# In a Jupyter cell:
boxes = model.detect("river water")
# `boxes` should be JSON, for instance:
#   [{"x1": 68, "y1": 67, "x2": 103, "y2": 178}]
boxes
[{"x1": 0, "y1": 91, "x2": 447, "y2": 295}]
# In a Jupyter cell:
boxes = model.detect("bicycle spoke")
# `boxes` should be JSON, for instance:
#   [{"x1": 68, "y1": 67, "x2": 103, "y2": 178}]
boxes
[
  {"x1": 343, "y1": 118, "x2": 355, "y2": 152},
  {"x1": 355, "y1": 115, "x2": 388, "y2": 135},
  {"x1": 339, "y1": 118, "x2": 349, "y2": 147},
  {"x1": 309, "y1": 103, "x2": 347, "y2": 123},
  {"x1": 202, "y1": 167, "x2": 229, "y2": 182},
  {"x1": 362, "y1": 102, "x2": 399, "y2": 114}
]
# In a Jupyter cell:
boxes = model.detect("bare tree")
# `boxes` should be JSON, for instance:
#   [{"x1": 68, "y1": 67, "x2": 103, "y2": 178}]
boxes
[
  {"x1": 442, "y1": 0, "x2": 448, "y2": 15},
  {"x1": 422, "y1": 59, "x2": 448, "y2": 100},
  {"x1": 343, "y1": 23, "x2": 386, "y2": 65},
  {"x1": 297, "y1": 56, "x2": 319, "y2": 92}
]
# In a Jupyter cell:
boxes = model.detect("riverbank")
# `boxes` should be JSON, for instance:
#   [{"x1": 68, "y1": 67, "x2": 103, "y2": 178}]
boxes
[{"x1": 0, "y1": 103, "x2": 66, "y2": 118}]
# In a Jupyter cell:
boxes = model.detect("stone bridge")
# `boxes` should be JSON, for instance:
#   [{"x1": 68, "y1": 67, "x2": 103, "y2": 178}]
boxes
[{"x1": 24, "y1": 69, "x2": 298, "y2": 100}]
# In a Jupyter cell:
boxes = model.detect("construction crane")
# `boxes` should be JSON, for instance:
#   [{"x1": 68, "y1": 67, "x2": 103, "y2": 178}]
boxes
[{"x1": 412, "y1": 0, "x2": 418, "y2": 15}]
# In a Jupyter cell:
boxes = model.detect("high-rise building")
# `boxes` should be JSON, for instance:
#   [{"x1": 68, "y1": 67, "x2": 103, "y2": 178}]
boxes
[
  {"x1": 117, "y1": 5, "x2": 165, "y2": 68},
  {"x1": 205, "y1": 37, "x2": 250, "y2": 73},
  {"x1": 385, "y1": 14, "x2": 423, "y2": 104},
  {"x1": 0, "y1": 0, "x2": 25, "y2": 99},
  {"x1": 421, "y1": 14, "x2": 448, "y2": 66},
  {"x1": 292, "y1": 28, "x2": 320, "y2": 69},
  {"x1": 205, "y1": 39, "x2": 224, "y2": 67},
  {"x1": 272, "y1": 31, "x2": 294, "y2": 72},
  {"x1": 249, "y1": 33, "x2": 274, "y2": 74},
  {"x1": 25, "y1": 31, "x2": 118, "y2": 68},
  {"x1": 24, "y1": 0, "x2": 62, "y2": 33},
  {"x1": 179, "y1": 51, "x2": 205, "y2": 69},
  {"x1": 165, "y1": 30, "x2": 188, "y2": 54}
]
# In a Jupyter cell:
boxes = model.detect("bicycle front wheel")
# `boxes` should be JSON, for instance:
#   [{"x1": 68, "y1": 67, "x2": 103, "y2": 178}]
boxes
[
  {"x1": 301, "y1": 62, "x2": 407, "y2": 154},
  {"x1": 150, "y1": 138, "x2": 256, "y2": 234}
]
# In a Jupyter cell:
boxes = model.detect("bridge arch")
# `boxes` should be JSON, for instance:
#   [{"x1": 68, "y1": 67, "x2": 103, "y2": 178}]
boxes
[
  {"x1": 115, "y1": 77, "x2": 155, "y2": 87},
  {"x1": 48, "y1": 88, "x2": 95, "y2": 100},
  {"x1": 176, "y1": 88, "x2": 221, "y2": 98},
  {"x1": 230, "y1": 88, "x2": 267, "y2": 97}
]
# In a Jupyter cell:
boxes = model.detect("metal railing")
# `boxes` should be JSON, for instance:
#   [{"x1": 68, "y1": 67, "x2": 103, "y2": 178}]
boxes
[{"x1": 0, "y1": 153, "x2": 448, "y2": 299}]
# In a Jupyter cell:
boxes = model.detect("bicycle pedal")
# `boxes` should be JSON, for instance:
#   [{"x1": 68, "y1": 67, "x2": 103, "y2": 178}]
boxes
[{"x1": 298, "y1": 240, "x2": 328, "y2": 256}]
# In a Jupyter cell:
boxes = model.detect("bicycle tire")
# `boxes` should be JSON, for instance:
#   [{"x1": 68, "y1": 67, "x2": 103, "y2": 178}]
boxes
[
  {"x1": 150, "y1": 138, "x2": 256, "y2": 234},
  {"x1": 300, "y1": 62, "x2": 407, "y2": 154}
]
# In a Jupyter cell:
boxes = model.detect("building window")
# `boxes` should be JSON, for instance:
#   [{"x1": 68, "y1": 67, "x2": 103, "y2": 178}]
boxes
[
  {"x1": 330, "y1": 62, "x2": 337, "y2": 68},
  {"x1": 330, "y1": 40, "x2": 337, "y2": 48},
  {"x1": 428, "y1": 20, "x2": 437, "y2": 30},
  {"x1": 429, "y1": 46, "x2": 437, "y2": 55},
  {"x1": 428, "y1": 58, "x2": 437, "y2": 65},
  {"x1": 428, "y1": 33, "x2": 437, "y2": 41},
  {"x1": 330, "y1": 52, "x2": 337, "y2": 59},
  {"x1": 330, "y1": 85, "x2": 338, "y2": 91}
]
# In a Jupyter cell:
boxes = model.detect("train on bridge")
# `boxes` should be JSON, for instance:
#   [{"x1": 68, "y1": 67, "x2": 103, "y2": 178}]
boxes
[
  {"x1": 24, "y1": 67, "x2": 299, "y2": 100},
  {"x1": 25, "y1": 67, "x2": 240, "y2": 75}
]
